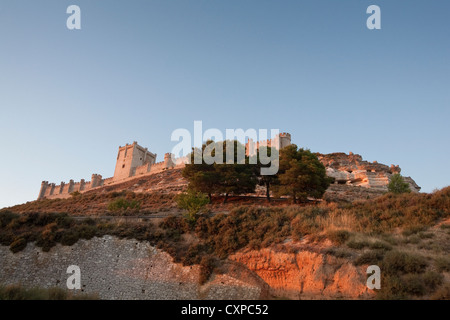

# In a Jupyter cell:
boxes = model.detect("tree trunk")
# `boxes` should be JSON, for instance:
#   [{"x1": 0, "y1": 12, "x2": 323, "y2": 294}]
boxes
[
  {"x1": 266, "y1": 182, "x2": 271, "y2": 202},
  {"x1": 208, "y1": 193, "x2": 212, "y2": 203},
  {"x1": 293, "y1": 192, "x2": 297, "y2": 204},
  {"x1": 223, "y1": 193, "x2": 229, "y2": 204}
]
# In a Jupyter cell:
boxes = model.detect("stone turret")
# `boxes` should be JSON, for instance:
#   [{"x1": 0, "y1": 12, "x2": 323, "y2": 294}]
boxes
[
  {"x1": 38, "y1": 181, "x2": 49, "y2": 200},
  {"x1": 245, "y1": 132, "x2": 292, "y2": 156},
  {"x1": 278, "y1": 132, "x2": 291, "y2": 149},
  {"x1": 91, "y1": 174, "x2": 103, "y2": 188},
  {"x1": 164, "y1": 153, "x2": 175, "y2": 169}
]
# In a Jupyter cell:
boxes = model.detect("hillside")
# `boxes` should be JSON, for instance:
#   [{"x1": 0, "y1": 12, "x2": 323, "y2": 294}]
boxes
[
  {"x1": 1, "y1": 183, "x2": 449, "y2": 299},
  {"x1": 6, "y1": 166, "x2": 393, "y2": 216}
]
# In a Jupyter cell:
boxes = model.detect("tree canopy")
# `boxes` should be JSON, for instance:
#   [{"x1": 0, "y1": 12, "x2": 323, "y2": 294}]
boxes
[
  {"x1": 182, "y1": 141, "x2": 331, "y2": 204},
  {"x1": 273, "y1": 144, "x2": 331, "y2": 203},
  {"x1": 388, "y1": 174, "x2": 411, "y2": 194}
]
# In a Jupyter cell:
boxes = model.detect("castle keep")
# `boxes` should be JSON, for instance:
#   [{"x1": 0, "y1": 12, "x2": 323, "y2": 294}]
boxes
[
  {"x1": 37, "y1": 133, "x2": 420, "y2": 200},
  {"x1": 38, "y1": 141, "x2": 179, "y2": 200}
]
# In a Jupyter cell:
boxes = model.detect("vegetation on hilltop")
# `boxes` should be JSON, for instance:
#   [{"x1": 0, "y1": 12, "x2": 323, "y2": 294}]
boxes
[
  {"x1": 388, "y1": 173, "x2": 411, "y2": 194},
  {"x1": 182, "y1": 142, "x2": 331, "y2": 203}
]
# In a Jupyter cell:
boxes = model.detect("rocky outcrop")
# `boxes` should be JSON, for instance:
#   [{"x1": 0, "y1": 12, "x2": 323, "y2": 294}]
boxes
[
  {"x1": 323, "y1": 184, "x2": 386, "y2": 202},
  {"x1": 0, "y1": 236, "x2": 264, "y2": 300},
  {"x1": 230, "y1": 247, "x2": 374, "y2": 300},
  {"x1": 0, "y1": 236, "x2": 376, "y2": 300},
  {"x1": 318, "y1": 152, "x2": 420, "y2": 194}
]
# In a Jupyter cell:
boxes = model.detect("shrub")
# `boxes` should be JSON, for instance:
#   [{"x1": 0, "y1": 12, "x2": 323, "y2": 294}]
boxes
[
  {"x1": 369, "y1": 241, "x2": 392, "y2": 251},
  {"x1": 160, "y1": 216, "x2": 190, "y2": 233},
  {"x1": 326, "y1": 230, "x2": 351, "y2": 245},
  {"x1": 353, "y1": 250, "x2": 385, "y2": 266},
  {"x1": 401, "y1": 273, "x2": 426, "y2": 296},
  {"x1": 47, "y1": 287, "x2": 69, "y2": 300},
  {"x1": 0, "y1": 231, "x2": 14, "y2": 246},
  {"x1": 418, "y1": 232, "x2": 434, "y2": 239},
  {"x1": 9, "y1": 237, "x2": 27, "y2": 253},
  {"x1": 176, "y1": 190, "x2": 209, "y2": 222},
  {"x1": 347, "y1": 240, "x2": 370, "y2": 250},
  {"x1": 381, "y1": 251, "x2": 427, "y2": 275},
  {"x1": 56, "y1": 214, "x2": 73, "y2": 228},
  {"x1": 377, "y1": 271, "x2": 443, "y2": 299},
  {"x1": 199, "y1": 255, "x2": 216, "y2": 285},
  {"x1": 403, "y1": 235, "x2": 421, "y2": 245},
  {"x1": 434, "y1": 257, "x2": 450, "y2": 272},
  {"x1": 376, "y1": 275, "x2": 408, "y2": 300},
  {"x1": 0, "y1": 211, "x2": 18, "y2": 228},
  {"x1": 107, "y1": 197, "x2": 140, "y2": 212},
  {"x1": 36, "y1": 226, "x2": 57, "y2": 252},
  {"x1": 324, "y1": 248, "x2": 353, "y2": 259},
  {"x1": 60, "y1": 230, "x2": 80, "y2": 246},
  {"x1": 430, "y1": 284, "x2": 450, "y2": 300},
  {"x1": 421, "y1": 271, "x2": 443, "y2": 291},
  {"x1": 76, "y1": 225, "x2": 97, "y2": 240},
  {"x1": 402, "y1": 225, "x2": 426, "y2": 237},
  {"x1": 0, "y1": 284, "x2": 98, "y2": 300},
  {"x1": 388, "y1": 174, "x2": 411, "y2": 194},
  {"x1": 70, "y1": 191, "x2": 81, "y2": 198},
  {"x1": 380, "y1": 234, "x2": 399, "y2": 245},
  {"x1": 400, "y1": 273, "x2": 427, "y2": 296}
]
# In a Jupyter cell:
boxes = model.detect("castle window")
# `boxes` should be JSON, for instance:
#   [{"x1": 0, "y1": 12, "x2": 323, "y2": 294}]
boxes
[{"x1": 122, "y1": 164, "x2": 125, "y2": 168}]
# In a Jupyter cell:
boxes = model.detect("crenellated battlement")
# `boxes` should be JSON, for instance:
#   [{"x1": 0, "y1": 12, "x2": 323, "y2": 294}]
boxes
[
  {"x1": 245, "y1": 132, "x2": 292, "y2": 157},
  {"x1": 38, "y1": 134, "x2": 292, "y2": 200}
]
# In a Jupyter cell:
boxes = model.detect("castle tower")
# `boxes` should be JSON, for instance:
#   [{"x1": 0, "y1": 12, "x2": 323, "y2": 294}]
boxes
[
  {"x1": 91, "y1": 174, "x2": 103, "y2": 188},
  {"x1": 113, "y1": 141, "x2": 157, "y2": 181},
  {"x1": 38, "y1": 181, "x2": 49, "y2": 200},
  {"x1": 164, "y1": 153, "x2": 175, "y2": 169},
  {"x1": 278, "y1": 132, "x2": 291, "y2": 149},
  {"x1": 245, "y1": 132, "x2": 292, "y2": 156}
]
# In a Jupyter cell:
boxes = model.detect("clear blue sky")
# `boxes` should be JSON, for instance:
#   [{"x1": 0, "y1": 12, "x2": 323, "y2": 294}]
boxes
[{"x1": 0, "y1": 0, "x2": 449, "y2": 208}]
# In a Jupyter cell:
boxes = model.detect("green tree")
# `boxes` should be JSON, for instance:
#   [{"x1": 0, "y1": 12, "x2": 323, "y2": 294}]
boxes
[
  {"x1": 273, "y1": 144, "x2": 331, "y2": 203},
  {"x1": 176, "y1": 189, "x2": 209, "y2": 222},
  {"x1": 250, "y1": 146, "x2": 280, "y2": 202},
  {"x1": 388, "y1": 174, "x2": 411, "y2": 194},
  {"x1": 182, "y1": 140, "x2": 257, "y2": 204},
  {"x1": 214, "y1": 140, "x2": 257, "y2": 203},
  {"x1": 182, "y1": 141, "x2": 220, "y2": 203}
]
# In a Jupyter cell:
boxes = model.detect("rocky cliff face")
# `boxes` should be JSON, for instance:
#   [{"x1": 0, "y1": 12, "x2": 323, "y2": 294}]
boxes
[
  {"x1": 231, "y1": 246, "x2": 374, "y2": 300},
  {"x1": 0, "y1": 236, "x2": 264, "y2": 300},
  {"x1": 318, "y1": 152, "x2": 421, "y2": 195},
  {"x1": 0, "y1": 236, "x2": 375, "y2": 300}
]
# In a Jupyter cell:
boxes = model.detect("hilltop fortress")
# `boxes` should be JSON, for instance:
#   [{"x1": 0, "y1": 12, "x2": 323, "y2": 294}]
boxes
[
  {"x1": 38, "y1": 133, "x2": 420, "y2": 200},
  {"x1": 38, "y1": 141, "x2": 185, "y2": 200}
]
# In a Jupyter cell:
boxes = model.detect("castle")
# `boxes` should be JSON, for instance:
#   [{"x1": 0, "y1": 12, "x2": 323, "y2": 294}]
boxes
[
  {"x1": 245, "y1": 132, "x2": 291, "y2": 157},
  {"x1": 37, "y1": 132, "x2": 420, "y2": 200},
  {"x1": 38, "y1": 133, "x2": 292, "y2": 200}
]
